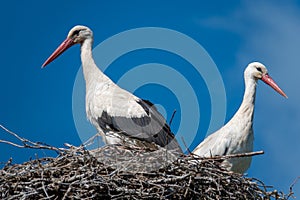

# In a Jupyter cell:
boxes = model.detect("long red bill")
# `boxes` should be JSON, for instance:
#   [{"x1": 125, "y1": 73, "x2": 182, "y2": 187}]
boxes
[
  {"x1": 261, "y1": 74, "x2": 288, "y2": 98},
  {"x1": 42, "y1": 38, "x2": 74, "y2": 68}
]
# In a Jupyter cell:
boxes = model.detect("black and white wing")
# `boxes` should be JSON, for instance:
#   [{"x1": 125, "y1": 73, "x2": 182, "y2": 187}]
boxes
[{"x1": 97, "y1": 98, "x2": 182, "y2": 154}]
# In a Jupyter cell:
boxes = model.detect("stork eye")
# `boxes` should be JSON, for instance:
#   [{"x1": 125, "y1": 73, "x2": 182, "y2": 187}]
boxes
[
  {"x1": 256, "y1": 67, "x2": 262, "y2": 72},
  {"x1": 72, "y1": 30, "x2": 81, "y2": 37}
]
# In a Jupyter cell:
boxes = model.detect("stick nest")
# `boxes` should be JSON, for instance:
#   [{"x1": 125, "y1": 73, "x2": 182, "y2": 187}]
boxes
[{"x1": 0, "y1": 143, "x2": 292, "y2": 200}]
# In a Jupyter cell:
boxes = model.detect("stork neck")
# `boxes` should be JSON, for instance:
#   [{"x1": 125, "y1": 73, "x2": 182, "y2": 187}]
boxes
[
  {"x1": 235, "y1": 76, "x2": 257, "y2": 122},
  {"x1": 80, "y1": 38, "x2": 107, "y2": 85}
]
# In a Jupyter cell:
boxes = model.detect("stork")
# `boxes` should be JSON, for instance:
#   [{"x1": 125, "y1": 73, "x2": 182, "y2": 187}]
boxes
[
  {"x1": 193, "y1": 62, "x2": 287, "y2": 173},
  {"x1": 42, "y1": 25, "x2": 182, "y2": 154}
]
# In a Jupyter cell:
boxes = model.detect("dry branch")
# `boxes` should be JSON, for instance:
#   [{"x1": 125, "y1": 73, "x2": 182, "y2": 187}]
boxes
[{"x1": 0, "y1": 124, "x2": 295, "y2": 199}]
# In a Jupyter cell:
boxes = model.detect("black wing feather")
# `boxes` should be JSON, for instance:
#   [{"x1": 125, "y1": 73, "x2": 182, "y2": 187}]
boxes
[{"x1": 97, "y1": 99, "x2": 182, "y2": 153}]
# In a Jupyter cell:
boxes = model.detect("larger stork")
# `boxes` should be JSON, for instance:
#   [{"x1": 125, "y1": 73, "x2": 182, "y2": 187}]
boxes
[
  {"x1": 193, "y1": 62, "x2": 287, "y2": 173},
  {"x1": 42, "y1": 25, "x2": 182, "y2": 154}
]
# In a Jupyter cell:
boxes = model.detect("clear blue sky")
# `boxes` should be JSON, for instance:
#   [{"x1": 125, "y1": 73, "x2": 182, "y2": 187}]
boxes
[{"x1": 0, "y1": 0, "x2": 299, "y2": 196}]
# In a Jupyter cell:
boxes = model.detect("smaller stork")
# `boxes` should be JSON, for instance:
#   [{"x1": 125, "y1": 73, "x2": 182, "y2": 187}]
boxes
[
  {"x1": 193, "y1": 62, "x2": 287, "y2": 174},
  {"x1": 42, "y1": 25, "x2": 182, "y2": 154}
]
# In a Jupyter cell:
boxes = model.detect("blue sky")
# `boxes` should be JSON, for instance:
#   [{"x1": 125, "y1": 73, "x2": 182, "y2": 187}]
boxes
[{"x1": 0, "y1": 0, "x2": 299, "y2": 196}]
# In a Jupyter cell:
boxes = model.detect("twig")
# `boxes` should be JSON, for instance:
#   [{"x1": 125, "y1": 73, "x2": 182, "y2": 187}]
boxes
[
  {"x1": 149, "y1": 173, "x2": 190, "y2": 184},
  {"x1": 181, "y1": 136, "x2": 192, "y2": 154},
  {"x1": 191, "y1": 150, "x2": 264, "y2": 160},
  {"x1": 0, "y1": 124, "x2": 27, "y2": 143},
  {"x1": 288, "y1": 176, "x2": 300, "y2": 199},
  {"x1": 169, "y1": 109, "x2": 177, "y2": 127},
  {"x1": 0, "y1": 139, "x2": 27, "y2": 148},
  {"x1": 82, "y1": 132, "x2": 103, "y2": 148},
  {"x1": 40, "y1": 171, "x2": 50, "y2": 198},
  {"x1": 0, "y1": 124, "x2": 64, "y2": 154}
]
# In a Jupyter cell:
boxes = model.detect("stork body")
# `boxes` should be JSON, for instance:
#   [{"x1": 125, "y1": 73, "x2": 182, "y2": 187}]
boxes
[
  {"x1": 193, "y1": 62, "x2": 287, "y2": 173},
  {"x1": 42, "y1": 25, "x2": 182, "y2": 154}
]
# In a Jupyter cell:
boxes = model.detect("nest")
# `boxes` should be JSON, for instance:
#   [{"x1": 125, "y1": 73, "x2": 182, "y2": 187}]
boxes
[{"x1": 0, "y1": 125, "x2": 296, "y2": 199}]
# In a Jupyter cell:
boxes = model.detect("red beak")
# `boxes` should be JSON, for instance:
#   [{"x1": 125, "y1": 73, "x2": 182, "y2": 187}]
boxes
[
  {"x1": 42, "y1": 38, "x2": 74, "y2": 68},
  {"x1": 261, "y1": 74, "x2": 288, "y2": 98}
]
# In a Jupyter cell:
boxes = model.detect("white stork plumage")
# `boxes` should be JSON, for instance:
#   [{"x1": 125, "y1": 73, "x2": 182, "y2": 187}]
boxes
[
  {"x1": 42, "y1": 25, "x2": 182, "y2": 154},
  {"x1": 193, "y1": 62, "x2": 287, "y2": 173}
]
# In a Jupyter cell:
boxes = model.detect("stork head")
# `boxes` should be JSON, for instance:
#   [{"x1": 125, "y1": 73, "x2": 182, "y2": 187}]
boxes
[
  {"x1": 67, "y1": 25, "x2": 93, "y2": 43},
  {"x1": 42, "y1": 25, "x2": 93, "y2": 68},
  {"x1": 245, "y1": 62, "x2": 287, "y2": 98}
]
